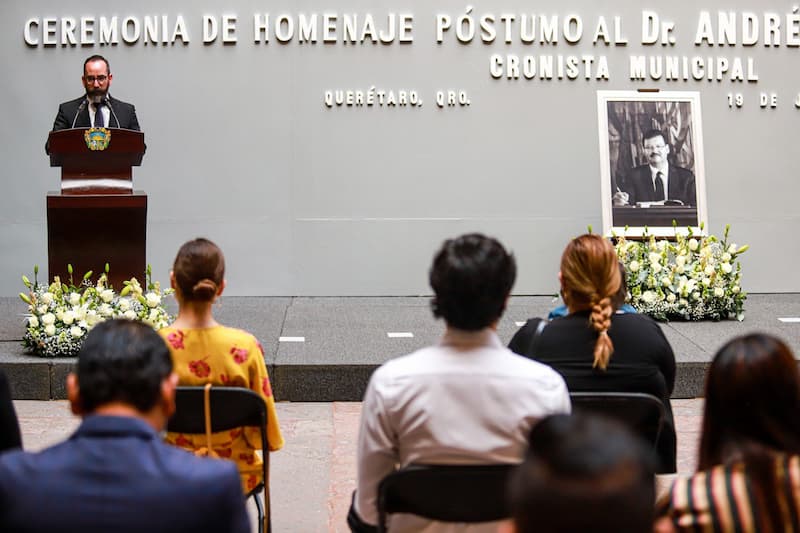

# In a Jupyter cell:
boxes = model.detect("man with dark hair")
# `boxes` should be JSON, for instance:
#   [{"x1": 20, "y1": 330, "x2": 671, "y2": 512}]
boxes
[
  {"x1": 50, "y1": 54, "x2": 140, "y2": 133},
  {"x1": 348, "y1": 233, "x2": 571, "y2": 532},
  {"x1": 614, "y1": 129, "x2": 696, "y2": 206},
  {"x1": 0, "y1": 319, "x2": 249, "y2": 533},
  {"x1": 505, "y1": 414, "x2": 656, "y2": 533}
]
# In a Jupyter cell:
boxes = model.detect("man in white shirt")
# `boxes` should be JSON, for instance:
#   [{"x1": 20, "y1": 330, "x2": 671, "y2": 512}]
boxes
[{"x1": 348, "y1": 233, "x2": 571, "y2": 532}]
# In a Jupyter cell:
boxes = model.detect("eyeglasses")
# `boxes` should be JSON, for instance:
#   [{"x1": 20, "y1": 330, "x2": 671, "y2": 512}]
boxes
[{"x1": 84, "y1": 75, "x2": 108, "y2": 83}]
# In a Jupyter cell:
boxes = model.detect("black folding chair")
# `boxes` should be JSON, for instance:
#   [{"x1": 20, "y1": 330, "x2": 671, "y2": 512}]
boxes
[
  {"x1": 569, "y1": 391, "x2": 666, "y2": 464},
  {"x1": 376, "y1": 464, "x2": 514, "y2": 532},
  {"x1": 168, "y1": 386, "x2": 271, "y2": 533}
]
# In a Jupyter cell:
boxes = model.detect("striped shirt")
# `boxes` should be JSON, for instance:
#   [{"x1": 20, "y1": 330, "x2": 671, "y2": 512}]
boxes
[{"x1": 660, "y1": 455, "x2": 800, "y2": 532}]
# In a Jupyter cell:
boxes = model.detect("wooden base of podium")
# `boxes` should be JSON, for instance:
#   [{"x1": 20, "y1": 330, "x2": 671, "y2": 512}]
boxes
[{"x1": 47, "y1": 191, "x2": 147, "y2": 290}]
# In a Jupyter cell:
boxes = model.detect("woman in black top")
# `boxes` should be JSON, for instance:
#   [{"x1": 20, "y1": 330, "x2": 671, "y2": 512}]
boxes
[{"x1": 509, "y1": 234, "x2": 676, "y2": 473}]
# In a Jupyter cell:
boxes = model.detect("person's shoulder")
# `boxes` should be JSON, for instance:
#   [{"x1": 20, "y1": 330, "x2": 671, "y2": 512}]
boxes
[
  {"x1": 670, "y1": 164, "x2": 695, "y2": 177},
  {"x1": 58, "y1": 95, "x2": 86, "y2": 109},
  {"x1": 369, "y1": 343, "x2": 465, "y2": 390},
  {"x1": 152, "y1": 446, "x2": 245, "y2": 510},
  {"x1": 612, "y1": 313, "x2": 672, "y2": 347},
  {"x1": 614, "y1": 311, "x2": 661, "y2": 329},
  {"x1": 613, "y1": 312, "x2": 664, "y2": 332},
  {"x1": 371, "y1": 347, "x2": 428, "y2": 379},
  {"x1": 0, "y1": 441, "x2": 72, "y2": 480},
  {"x1": 482, "y1": 335, "x2": 567, "y2": 387},
  {"x1": 217, "y1": 325, "x2": 260, "y2": 345},
  {"x1": 510, "y1": 316, "x2": 547, "y2": 342},
  {"x1": 503, "y1": 347, "x2": 567, "y2": 383},
  {"x1": 0, "y1": 447, "x2": 27, "y2": 472},
  {"x1": 108, "y1": 95, "x2": 135, "y2": 108}
]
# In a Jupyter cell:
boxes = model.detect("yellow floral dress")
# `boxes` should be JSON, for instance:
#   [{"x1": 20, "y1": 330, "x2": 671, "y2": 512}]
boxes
[{"x1": 160, "y1": 325, "x2": 284, "y2": 493}]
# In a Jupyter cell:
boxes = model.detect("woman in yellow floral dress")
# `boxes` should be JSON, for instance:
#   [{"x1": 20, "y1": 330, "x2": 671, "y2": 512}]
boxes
[{"x1": 160, "y1": 238, "x2": 284, "y2": 493}]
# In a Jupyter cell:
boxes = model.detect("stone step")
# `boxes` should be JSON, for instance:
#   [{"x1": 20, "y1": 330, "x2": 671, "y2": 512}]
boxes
[{"x1": 2, "y1": 294, "x2": 799, "y2": 400}]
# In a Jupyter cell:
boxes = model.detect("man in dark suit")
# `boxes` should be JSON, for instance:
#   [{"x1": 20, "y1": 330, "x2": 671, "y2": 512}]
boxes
[
  {"x1": 51, "y1": 54, "x2": 140, "y2": 132},
  {"x1": 613, "y1": 129, "x2": 696, "y2": 207},
  {"x1": 0, "y1": 320, "x2": 249, "y2": 533}
]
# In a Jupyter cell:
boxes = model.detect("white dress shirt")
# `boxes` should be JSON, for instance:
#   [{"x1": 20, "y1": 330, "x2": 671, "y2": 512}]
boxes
[
  {"x1": 88, "y1": 100, "x2": 111, "y2": 128},
  {"x1": 354, "y1": 327, "x2": 571, "y2": 532}
]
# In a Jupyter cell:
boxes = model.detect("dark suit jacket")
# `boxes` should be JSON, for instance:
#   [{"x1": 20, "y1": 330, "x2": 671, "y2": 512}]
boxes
[
  {"x1": 623, "y1": 164, "x2": 696, "y2": 206},
  {"x1": 51, "y1": 95, "x2": 140, "y2": 131},
  {"x1": 0, "y1": 415, "x2": 249, "y2": 533}
]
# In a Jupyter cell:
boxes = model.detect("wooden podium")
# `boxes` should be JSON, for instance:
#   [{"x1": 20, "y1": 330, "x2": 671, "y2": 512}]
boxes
[{"x1": 46, "y1": 128, "x2": 146, "y2": 290}]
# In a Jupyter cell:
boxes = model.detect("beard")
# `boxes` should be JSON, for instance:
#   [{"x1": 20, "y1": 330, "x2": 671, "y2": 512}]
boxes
[{"x1": 86, "y1": 88, "x2": 108, "y2": 104}]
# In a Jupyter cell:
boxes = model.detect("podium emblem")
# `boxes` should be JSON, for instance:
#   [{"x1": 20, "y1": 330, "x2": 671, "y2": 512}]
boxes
[{"x1": 84, "y1": 128, "x2": 111, "y2": 151}]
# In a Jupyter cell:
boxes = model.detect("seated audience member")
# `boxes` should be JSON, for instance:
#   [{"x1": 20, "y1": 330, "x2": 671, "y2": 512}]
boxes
[
  {"x1": 161, "y1": 238, "x2": 284, "y2": 493},
  {"x1": 656, "y1": 333, "x2": 800, "y2": 533},
  {"x1": 547, "y1": 262, "x2": 636, "y2": 319},
  {"x1": 508, "y1": 234, "x2": 677, "y2": 473},
  {"x1": 0, "y1": 370, "x2": 22, "y2": 453},
  {"x1": 0, "y1": 319, "x2": 249, "y2": 533},
  {"x1": 348, "y1": 233, "x2": 571, "y2": 532},
  {"x1": 505, "y1": 413, "x2": 656, "y2": 533}
]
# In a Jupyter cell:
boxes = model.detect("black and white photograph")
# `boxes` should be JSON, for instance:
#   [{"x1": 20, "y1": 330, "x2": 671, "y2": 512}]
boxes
[{"x1": 597, "y1": 90, "x2": 708, "y2": 237}]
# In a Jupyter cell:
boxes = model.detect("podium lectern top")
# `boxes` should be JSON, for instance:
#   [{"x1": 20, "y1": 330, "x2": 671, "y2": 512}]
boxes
[{"x1": 47, "y1": 128, "x2": 145, "y2": 195}]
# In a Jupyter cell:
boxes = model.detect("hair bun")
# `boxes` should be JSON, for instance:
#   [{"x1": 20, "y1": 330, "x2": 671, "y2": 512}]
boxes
[{"x1": 192, "y1": 279, "x2": 218, "y2": 300}]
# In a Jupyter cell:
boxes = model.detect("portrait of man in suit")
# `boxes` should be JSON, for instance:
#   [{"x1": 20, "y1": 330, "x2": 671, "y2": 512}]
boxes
[
  {"x1": 613, "y1": 129, "x2": 697, "y2": 207},
  {"x1": 597, "y1": 91, "x2": 708, "y2": 237}
]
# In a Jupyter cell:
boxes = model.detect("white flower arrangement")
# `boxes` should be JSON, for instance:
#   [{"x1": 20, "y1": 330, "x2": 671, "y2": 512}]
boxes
[
  {"x1": 20, "y1": 264, "x2": 173, "y2": 357},
  {"x1": 613, "y1": 224, "x2": 748, "y2": 321}
]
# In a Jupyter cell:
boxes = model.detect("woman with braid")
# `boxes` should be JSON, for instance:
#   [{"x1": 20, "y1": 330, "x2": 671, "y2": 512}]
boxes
[{"x1": 509, "y1": 234, "x2": 676, "y2": 473}]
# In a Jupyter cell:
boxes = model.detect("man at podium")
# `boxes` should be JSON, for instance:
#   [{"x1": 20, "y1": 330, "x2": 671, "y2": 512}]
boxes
[{"x1": 51, "y1": 54, "x2": 140, "y2": 133}]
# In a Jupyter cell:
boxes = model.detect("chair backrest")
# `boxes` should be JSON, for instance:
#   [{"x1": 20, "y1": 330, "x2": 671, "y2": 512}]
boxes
[
  {"x1": 168, "y1": 386, "x2": 271, "y2": 532},
  {"x1": 568, "y1": 392, "x2": 665, "y2": 450},
  {"x1": 377, "y1": 464, "x2": 514, "y2": 532},
  {"x1": 168, "y1": 386, "x2": 268, "y2": 435}
]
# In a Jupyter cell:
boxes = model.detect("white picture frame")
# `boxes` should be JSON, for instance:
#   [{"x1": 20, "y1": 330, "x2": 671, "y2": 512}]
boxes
[{"x1": 597, "y1": 90, "x2": 708, "y2": 237}]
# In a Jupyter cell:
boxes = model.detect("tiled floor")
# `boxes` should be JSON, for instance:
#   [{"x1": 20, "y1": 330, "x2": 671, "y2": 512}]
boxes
[{"x1": 13, "y1": 398, "x2": 703, "y2": 531}]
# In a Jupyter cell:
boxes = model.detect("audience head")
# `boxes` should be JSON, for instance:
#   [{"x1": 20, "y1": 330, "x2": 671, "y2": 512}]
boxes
[
  {"x1": 559, "y1": 234, "x2": 621, "y2": 369},
  {"x1": 699, "y1": 333, "x2": 800, "y2": 469},
  {"x1": 507, "y1": 414, "x2": 655, "y2": 533},
  {"x1": 429, "y1": 233, "x2": 516, "y2": 331},
  {"x1": 172, "y1": 238, "x2": 226, "y2": 303},
  {"x1": 68, "y1": 319, "x2": 175, "y2": 420}
]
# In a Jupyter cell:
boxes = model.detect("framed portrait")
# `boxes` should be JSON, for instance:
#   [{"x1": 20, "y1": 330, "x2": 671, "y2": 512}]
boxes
[{"x1": 597, "y1": 90, "x2": 708, "y2": 237}]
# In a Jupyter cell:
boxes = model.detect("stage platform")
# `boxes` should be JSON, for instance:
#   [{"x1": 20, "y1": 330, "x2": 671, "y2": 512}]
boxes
[{"x1": 2, "y1": 294, "x2": 799, "y2": 401}]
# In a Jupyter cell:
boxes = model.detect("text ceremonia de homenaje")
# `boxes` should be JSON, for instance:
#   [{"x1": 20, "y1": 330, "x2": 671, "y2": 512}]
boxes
[{"x1": 22, "y1": 9, "x2": 800, "y2": 109}]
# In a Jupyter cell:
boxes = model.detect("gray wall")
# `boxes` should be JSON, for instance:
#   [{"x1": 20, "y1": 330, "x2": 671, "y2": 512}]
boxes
[{"x1": 1, "y1": 1, "x2": 798, "y2": 295}]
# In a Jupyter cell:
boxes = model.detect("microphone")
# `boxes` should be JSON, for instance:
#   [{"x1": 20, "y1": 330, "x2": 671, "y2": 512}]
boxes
[
  {"x1": 70, "y1": 99, "x2": 87, "y2": 129},
  {"x1": 105, "y1": 96, "x2": 121, "y2": 128}
]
